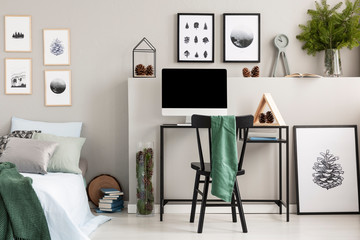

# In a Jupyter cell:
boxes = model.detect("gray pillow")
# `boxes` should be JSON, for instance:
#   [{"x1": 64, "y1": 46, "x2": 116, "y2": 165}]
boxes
[
  {"x1": 0, "y1": 137, "x2": 58, "y2": 174},
  {"x1": 0, "y1": 130, "x2": 40, "y2": 157}
]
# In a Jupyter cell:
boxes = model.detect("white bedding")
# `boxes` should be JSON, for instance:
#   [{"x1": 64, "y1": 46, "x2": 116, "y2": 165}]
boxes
[{"x1": 21, "y1": 172, "x2": 110, "y2": 240}]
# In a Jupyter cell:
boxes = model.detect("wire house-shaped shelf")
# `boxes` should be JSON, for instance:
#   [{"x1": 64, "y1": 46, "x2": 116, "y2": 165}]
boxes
[{"x1": 133, "y1": 37, "x2": 156, "y2": 78}]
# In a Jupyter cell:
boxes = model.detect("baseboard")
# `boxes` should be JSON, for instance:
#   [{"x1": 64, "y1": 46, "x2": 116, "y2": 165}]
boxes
[{"x1": 128, "y1": 203, "x2": 296, "y2": 214}]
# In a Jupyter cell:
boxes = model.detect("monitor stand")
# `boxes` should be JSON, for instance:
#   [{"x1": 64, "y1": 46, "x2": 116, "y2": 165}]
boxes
[{"x1": 177, "y1": 116, "x2": 192, "y2": 126}]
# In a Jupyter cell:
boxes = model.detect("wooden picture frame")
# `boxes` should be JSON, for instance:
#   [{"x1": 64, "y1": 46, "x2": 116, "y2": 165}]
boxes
[
  {"x1": 5, "y1": 58, "x2": 32, "y2": 95},
  {"x1": 294, "y1": 125, "x2": 360, "y2": 214},
  {"x1": 177, "y1": 13, "x2": 214, "y2": 62},
  {"x1": 43, "y1": 29, "x2": 71, "y2": 66},
  {"x1": 223, "y1": 13, "x2": 260, "y2": 62},
  {"x1": 5, "y1": 15, "x2": 32, "y2": 52},
  {"x1": 44, "y1": 70, "x2": 72, "y2": 106}
]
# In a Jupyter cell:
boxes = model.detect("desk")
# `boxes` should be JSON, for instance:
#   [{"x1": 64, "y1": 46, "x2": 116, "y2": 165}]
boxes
[{"x1": 160, "y1": 124, "x2": 289, "y2": 222}]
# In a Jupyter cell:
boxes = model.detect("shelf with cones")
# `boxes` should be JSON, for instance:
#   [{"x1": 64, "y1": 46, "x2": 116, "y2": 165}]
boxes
[{"x1": 253, "y1": 93, "x2": 286, "y2": 126}]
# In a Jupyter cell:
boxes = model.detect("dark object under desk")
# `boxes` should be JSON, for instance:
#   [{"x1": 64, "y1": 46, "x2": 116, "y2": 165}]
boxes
[{"x1": 160, "y1": 124, "x2": 289, "y2": 222}]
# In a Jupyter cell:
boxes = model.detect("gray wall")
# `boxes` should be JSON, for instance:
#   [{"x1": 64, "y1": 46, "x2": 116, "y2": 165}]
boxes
[{"x1": 1, "y1": 0, "x2": 360, "y2": 201}]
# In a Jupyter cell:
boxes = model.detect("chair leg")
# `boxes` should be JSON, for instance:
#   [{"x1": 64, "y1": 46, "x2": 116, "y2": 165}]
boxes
[
  {"x1": 197, "y1": 176, "x2": 210, "y2": 233},
  {"x1": 190, "y1": 172, "x2": 201, "y2": 223},
  {"x1": 234, "y1": 181, "x2": 248, "y2": 233},
  {"x1": 231, "y1": 192, "x2": 237, "y2": 222}
]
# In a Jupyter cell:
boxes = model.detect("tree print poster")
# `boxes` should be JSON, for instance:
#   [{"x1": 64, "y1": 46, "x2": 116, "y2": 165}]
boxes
[{"x1": 177, "y1": 13, "x2": 214, "y2": 62}]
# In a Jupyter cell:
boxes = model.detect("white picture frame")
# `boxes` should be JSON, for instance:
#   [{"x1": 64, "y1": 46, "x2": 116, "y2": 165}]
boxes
[
  {"x1": 45, "y1": 70, "x2": 72, "y2": 106},
  {"x1": 223, "y1": 13, "x2": 260, "y2": 62},
  {"x1": 294, "y1": 125, "x2": 360, "y2": 214},
  {"x1": 43, "y1": 29, "x2": 71, "y2": 65},
  {"x1": 5, "y1": 15, "x2": 32, "y2": 52},
  {"x1": 5, "y1": 58, "x2": 32, "y2": 95}
]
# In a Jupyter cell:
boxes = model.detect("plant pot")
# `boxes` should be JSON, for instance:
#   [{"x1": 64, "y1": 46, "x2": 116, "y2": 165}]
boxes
[
  {"x1": 324, "y1": 49, "x2": 342, "y2": 77},
  {"x1": 136, "y1": 142, "x2": 154, "y2": 216}
]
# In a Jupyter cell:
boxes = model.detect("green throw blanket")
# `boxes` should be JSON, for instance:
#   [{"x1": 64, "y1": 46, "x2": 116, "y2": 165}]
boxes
[
  {"x1": 211, "y1": 116, "x2": 238, "y2": 202},
  {"x1": 0, "y1": 162, "x2": 51, "y2": 240}
]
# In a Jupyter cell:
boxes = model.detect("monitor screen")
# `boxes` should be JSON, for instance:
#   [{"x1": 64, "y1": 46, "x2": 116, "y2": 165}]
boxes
[{"x1": 162, "y1": 68, "x2": 227, "y2": 117}]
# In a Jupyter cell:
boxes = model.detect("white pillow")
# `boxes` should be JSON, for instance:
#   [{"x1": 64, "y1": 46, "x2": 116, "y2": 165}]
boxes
[{"x1": 11, "y1": 117, "x2": 82, "y2": 137}]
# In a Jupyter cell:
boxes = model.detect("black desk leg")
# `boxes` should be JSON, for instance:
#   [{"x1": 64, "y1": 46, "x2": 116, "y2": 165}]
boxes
[
  {"x1": 286, "y1": 127, "x2": 290, "y2": 222},
  {"x1": 279, "y1": 129, "x2": 282, "y2": 215},
  {"x1": 160, "y1": 126, "x2": 164, "y2": 221}
]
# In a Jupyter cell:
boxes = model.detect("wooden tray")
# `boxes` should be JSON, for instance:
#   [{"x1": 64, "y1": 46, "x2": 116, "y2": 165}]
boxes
[{"x1": 87, "y1": 174, "x2": 122, "y2": 206}]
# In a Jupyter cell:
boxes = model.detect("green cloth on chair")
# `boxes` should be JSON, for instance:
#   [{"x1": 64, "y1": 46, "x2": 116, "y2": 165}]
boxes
[
  {"x1": 210, "y1": 116, "x2": 238, "y2": 202},
  {"x1": 0, "y1": 162, "x2": 51, "y2": 240}
]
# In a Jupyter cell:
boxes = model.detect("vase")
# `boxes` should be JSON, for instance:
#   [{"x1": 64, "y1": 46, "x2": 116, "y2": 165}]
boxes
[
  {"x1": 324, "y1": 49, "x2": 342, "y2": 77},
  {"x1": 136, "y1": 142, "x2": 154, "y2": 216}
]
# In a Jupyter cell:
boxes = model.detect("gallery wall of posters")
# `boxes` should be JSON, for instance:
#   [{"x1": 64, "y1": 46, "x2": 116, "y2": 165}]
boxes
[
  {"x1": 5, "y1": 58, "x2": 32, "y2": 95},
  {"x1": 43, "y1": 29, "x2": 71, "y2": 66},
  {"x1": 44, "y1": 70, "x2": 72, "y2": 106},
  {"x1": 5, "y1": 15, "x2": 32, "y2": 52}
]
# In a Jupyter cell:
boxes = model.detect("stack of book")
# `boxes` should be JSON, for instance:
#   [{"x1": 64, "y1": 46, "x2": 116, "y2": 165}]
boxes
[
  {"x1": 96, "y1": 188, "x2": 124, "y2": 213},
  {"x1": 248, "y1": 128, "x2": 278, "y2": 141}
]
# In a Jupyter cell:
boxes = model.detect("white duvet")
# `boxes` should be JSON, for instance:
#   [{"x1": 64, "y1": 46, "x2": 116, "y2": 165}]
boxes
[{"x1": 21, "y1": 172, "x2": 111, "y2": 240}]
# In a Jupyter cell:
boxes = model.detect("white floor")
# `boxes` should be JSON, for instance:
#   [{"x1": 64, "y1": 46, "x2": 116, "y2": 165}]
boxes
[{"x1": 90, "y1": 212, "x2": 360, "y2": 240}]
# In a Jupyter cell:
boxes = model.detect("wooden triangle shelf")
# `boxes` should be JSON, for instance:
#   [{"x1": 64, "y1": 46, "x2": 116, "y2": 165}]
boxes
[{"x1": 254, "y1": 93, "x2": 286, "y2": 126}]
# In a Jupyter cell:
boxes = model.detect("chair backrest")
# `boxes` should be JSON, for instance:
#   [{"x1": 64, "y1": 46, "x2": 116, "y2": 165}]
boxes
[{"x1": 191, "y1": 114, "x2": 254, "y2": 171}]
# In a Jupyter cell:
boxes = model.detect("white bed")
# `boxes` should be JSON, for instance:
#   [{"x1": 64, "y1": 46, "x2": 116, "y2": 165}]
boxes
[{"x1": 21, "y1": 172, "x2": 110, "y2": 240}]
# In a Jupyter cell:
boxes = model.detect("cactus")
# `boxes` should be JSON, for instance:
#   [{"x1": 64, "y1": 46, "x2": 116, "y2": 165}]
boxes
[{"x1": 136, "y1": 147, "x2": 154, "y2": 215}]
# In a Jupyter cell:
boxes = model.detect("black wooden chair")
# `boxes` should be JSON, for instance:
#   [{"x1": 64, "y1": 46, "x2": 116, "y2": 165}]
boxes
[{"x1": 189, "y1": 114, "x2": 254, "y2": 233}]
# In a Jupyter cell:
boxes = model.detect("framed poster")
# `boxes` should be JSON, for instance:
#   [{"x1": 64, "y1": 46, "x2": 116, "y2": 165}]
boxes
[
  {"x1": 177, "y1": 13, "x2": 214, "y2": 62},
  {"x1": 43, "y1": 29, "x2": 71, "y2": 65},
  {"x1": 223, "y1": 13, "x2": 260, "y2": 62},
  {"x1": 294, "y1": 125, "x2": 360, "y2": 214},
  {"x1": 5, "y1": 58, "x2": 32, "y2": 95},
  {"x1": 45, "y1": 70, "x2": 72, "y2": 106},
  {"x1": 5, "y1": 15, "x2": 32, "y2": 52}
]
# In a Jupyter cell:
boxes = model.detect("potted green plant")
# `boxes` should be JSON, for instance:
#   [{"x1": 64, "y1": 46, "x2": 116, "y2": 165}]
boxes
[{"x1": 296, "y1": 0, "x2": 360, "y2": 76}]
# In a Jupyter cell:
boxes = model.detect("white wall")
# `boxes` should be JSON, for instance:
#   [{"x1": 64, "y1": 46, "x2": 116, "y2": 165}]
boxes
[
  {"x1": 1, "y1": 0, "x2": 360, "y2": 201},
  {"x1": 129, "y1": 77, "x2": 360, "y2": 206}
]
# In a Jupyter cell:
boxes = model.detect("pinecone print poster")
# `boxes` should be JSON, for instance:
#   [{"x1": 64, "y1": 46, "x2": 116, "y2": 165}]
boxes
[
  {"x1": 43, "y1": 29, "x2": 71, "y2": 65},
  {"x1": 295, "y1": 126, "x2": 359, "y2": 214},
  {"x1": 312, "y1": 150, "x2": 344, "y2": 190},
  {"x1": 177, "y1": 14, "x2": 214, "y2": 62}
]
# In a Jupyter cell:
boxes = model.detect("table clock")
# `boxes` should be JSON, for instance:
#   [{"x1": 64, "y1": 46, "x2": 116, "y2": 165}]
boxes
[{"x1": 271, "y1": 34, "x2": 290, "y2": 77}]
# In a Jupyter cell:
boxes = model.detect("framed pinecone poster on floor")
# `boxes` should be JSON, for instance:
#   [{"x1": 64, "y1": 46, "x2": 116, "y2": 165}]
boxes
[{"x1": 294, "y1": 125, "x2": 360, "y2": 214}]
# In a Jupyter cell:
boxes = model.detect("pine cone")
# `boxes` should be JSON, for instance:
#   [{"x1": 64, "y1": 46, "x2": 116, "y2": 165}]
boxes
[
  {"x1": 145, "y1": 65, "x2": 154, "y2": 76},
  {"x1": 266, "y1": 111, "x2": 274, "y2": 123},
  {"x1": 242, "y1": 68, "x2": 251, "y2": 77},
  {"x1": 135, "y1": 64, "x2": 146, "y2": 76},
  {"x1": 259, "y1": 113, "x2": 266, "y2": 123},
  {"x1": 251, "y1": 66, "x2": 260, "y2": 77}
]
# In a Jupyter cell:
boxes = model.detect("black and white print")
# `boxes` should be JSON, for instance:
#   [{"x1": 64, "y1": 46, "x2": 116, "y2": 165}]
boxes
[
  {"x1": 43, "y1": 29, "x2": 71, "y2": 65},
  {"x1": 50, "y1": 38, "x2": 65, "y2": 56},
  {"x1": 5, "y1": 16, "x2": 32, "y2": 52},
  {"x1": 45, "y1": 70, "x2": 71, "y2": 106},
  {"x1": 313, "y1": 149, "x2": 344, "y2": 190},
  {"x1": 223, "y1": 14, "x2": 260, "y2": 62},
  {"x1": 5, "y1": 58, "x2": 32, "y2": 94},
  {"x1": 177, "y1": 13, "x2": 214, "y2": 62},
  {"x1": 294, "y1": 126, "x2": 360, "y2": 214}
]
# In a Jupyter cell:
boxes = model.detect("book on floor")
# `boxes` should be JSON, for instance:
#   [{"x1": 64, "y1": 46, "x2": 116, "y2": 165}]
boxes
[
  {"x1": 98, "y1": 200, "x2": 124, "y2": 209},
  {"x1": 101, "y1": 188, "x2": 124, "y2": 195},
  {"x1": 95, "y1": 206, "x2": 123, "y2": 213}
]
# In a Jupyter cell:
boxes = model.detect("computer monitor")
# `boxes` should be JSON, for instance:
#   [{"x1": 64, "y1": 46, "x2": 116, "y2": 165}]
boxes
[{"x1": 162, "y1": 68, "x2": 228, "y2": 124}]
